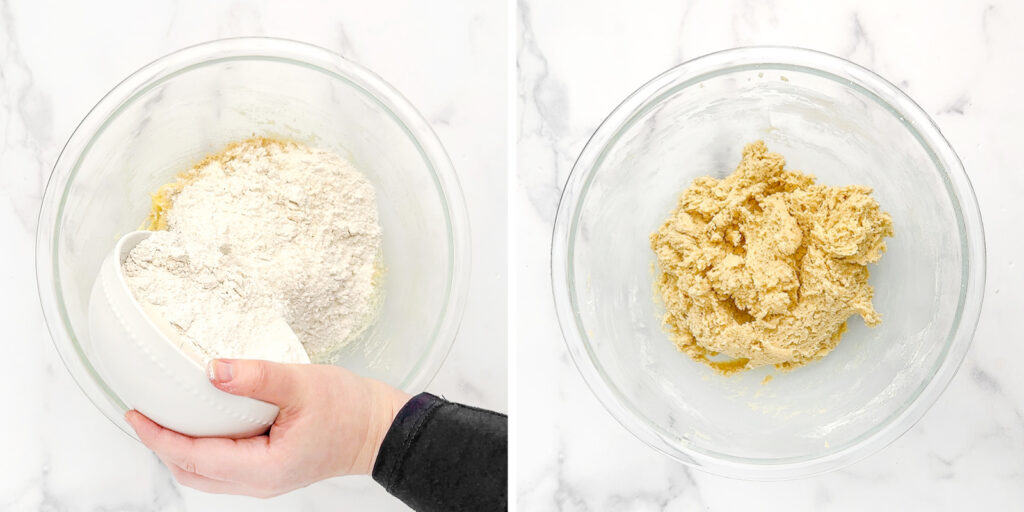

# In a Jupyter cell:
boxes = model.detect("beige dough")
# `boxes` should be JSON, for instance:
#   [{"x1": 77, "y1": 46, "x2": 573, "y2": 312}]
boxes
[{"x1": 650, "y1": 141, "x2": 893, "y2": 374}]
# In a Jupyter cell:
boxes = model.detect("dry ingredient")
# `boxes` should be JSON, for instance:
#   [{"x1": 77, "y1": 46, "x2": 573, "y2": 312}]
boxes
[
  {"x1": 128, "y1": 138, "x2": 382, "y2": 363},
  {"x1": 650, "y1": 141, "x2": 893, "y2": 374},
  {"x1": 124, "y1": 230, "x2": 310, "y2": 364}
]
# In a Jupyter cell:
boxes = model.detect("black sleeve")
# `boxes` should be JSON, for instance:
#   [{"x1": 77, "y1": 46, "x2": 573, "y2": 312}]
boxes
[{"x1": 372, "y1": 392, "x2": 508, "y2": 512}]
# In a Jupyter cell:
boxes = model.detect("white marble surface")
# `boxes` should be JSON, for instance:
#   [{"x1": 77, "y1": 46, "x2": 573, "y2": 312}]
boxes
[
  {"x1": 0, "y1": 1, "x2": 505, "y2": 510},
  {"x1": 517, "y1": 0, "x2": 1024, "y2": 510}
]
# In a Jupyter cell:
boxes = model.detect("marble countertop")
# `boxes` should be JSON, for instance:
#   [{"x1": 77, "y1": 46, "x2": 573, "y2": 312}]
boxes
[
  {"x1": 0, "y1": 1, "x2": 505, "y2": 510},
  {"x1": 4, "y1": 0, "x2": 1023, "y2": 510},
  {"x1": 516, "y1": 0, "x2": 1024, "y2": 510}
]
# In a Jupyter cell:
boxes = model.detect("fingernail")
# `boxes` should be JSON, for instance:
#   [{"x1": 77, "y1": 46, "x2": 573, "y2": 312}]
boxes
[{"x1": 208, "y1": 359, "x2": 234, "y2": 384}]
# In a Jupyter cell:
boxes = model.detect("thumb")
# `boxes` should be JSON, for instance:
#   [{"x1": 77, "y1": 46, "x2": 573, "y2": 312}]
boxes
[{"x1": 208, "y1": 358, "x2": 302, "y2": 407}]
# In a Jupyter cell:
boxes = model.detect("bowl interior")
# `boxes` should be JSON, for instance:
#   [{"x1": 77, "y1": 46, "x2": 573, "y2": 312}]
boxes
[
  {"x1": 53, "y1": 56, "x2": 455, "y2": 417},
  {"x1": 569, "y1": 67, "x2": 966, "y2": 461}
]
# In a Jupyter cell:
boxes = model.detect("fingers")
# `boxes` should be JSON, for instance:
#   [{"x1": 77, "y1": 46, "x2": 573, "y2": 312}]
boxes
[
  {"x1": 126, "y1": 410, "x2": 272, "y2": 484},
  {"x1": 164, "y1": 459, "x2": 280, "y2": 497},
  {"x1": 166, "y1": 462, "x2": 284, "y2": 498},
  {"x1": 166, "y1": 464, "x2": 241, "y2": 495},
  {"x1": 208, "y1": 359, "x2": 303, "y2": 407}
]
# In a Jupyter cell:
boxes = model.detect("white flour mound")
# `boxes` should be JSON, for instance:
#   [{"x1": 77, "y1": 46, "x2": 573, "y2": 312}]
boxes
[
  {"x1": 125, "y1": 139, "x2": 382, "y2": 363},
  {"x1": 123, "y1": 231, "x2": 310, "y2": 364}
]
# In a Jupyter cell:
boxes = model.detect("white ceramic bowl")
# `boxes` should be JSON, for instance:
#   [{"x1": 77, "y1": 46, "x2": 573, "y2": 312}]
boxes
[
  {"x1": 89, "y1": 231, "x2": 279, "y2": 438},
  {"x1": 37, "y1": 38, "x2": 471, "y2": 439}
]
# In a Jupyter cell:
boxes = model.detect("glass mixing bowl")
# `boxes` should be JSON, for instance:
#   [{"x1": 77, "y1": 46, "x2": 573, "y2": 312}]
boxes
[
  {"x1": 552, "y1": 47, "x2": 985, "y2": 480},
  {"x1": 36, "y1": 38, "x2": 470, "y2": 438}
]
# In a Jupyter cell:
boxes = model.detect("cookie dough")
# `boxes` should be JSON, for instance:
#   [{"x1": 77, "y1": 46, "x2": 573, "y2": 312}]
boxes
[{"x1": 650, "y1": 141, "x2": 893, "y2": 374}]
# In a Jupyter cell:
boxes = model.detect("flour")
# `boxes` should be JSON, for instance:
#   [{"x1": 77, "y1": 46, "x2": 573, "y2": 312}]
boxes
[
  {"x1": 123, "y1": 231, "x2": 311, "y2": 364},
  {"x1": 127, "y1": 139, "x2": 382, "y2": 363}
]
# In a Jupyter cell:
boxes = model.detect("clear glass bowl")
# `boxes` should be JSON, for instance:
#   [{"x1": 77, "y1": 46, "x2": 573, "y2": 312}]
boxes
[
  {"x1": 552, "y1": 47, "x2": 985, "y2": 480},
  {"x1": 36, "y1": 37, "x2": 470, "y2": 438}
]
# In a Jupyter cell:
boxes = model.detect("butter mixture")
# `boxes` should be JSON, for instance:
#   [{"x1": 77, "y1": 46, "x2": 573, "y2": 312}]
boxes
[{"x1": 650, "y1": 141, "x2": 893, "y2": 374}]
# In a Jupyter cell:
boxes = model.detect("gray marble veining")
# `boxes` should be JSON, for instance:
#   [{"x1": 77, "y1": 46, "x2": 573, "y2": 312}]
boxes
[
  {"x1": 0, "y1": 1, "x2": 506, "y2": 511},
  {"x1": 517, "y1": 0, "x2": 1024, "y2": 510}
]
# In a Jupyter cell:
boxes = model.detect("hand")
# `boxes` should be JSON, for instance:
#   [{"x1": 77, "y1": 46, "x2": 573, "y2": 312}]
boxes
[{"x1": 125, "y1": 359, "x2": 411, "y2": 498}]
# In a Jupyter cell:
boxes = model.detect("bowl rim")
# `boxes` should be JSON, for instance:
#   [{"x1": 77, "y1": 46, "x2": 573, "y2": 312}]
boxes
[
  {"x1": 35, "y1": 36, "x2": 471, "y2": 438},
  {"x1": 550, "y1": 45, "x2": 986, "y2": 480}
]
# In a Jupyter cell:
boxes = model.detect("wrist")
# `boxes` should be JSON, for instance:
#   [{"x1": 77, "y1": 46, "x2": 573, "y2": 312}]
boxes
[{"x1": 363, "y1": 381, "x2": 411, "y2": 475}]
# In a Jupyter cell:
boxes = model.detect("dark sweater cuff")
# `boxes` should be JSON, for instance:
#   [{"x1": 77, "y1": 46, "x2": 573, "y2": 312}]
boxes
[{"x1": 372, "y1": 392, "x2": 508, "y2": 511}]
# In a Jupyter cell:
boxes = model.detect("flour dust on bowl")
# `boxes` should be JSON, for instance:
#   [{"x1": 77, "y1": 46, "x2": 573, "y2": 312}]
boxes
[
  {"x1": 551, "y1": 47, "x2": 985, "y2": 480},
  {"x1": 36, "y1": 37, "x2": 470, "y2": 438}
]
